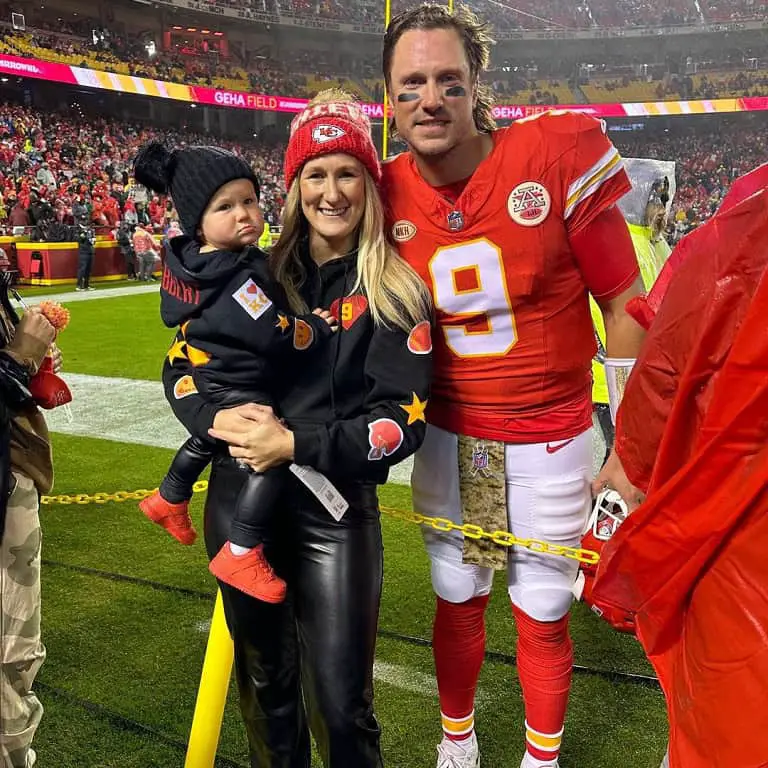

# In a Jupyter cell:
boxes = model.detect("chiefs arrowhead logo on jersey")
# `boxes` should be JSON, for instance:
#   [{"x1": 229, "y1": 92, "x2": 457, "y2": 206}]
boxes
[
  {"x1": 367, "y1": 418, "x2": 404, "y2": 461},
  {"x1": 312, "y1": 124, "x2": 346, "y2": 144},
  {"x1": 508, "y1": 181, "x2": 551, "y2": 227},
  {"x1": 173, "y1": 375, "x2": 198, "y2": 400},
  {"x1": 293, "y1": 318, "x2": 314, "y2": 350},
  {"x1": 407, "y1": 320, "x2": 432, "y2": 355},
  {"x1": 392, "y1": 219, "x2": 417, "y2": 243}
]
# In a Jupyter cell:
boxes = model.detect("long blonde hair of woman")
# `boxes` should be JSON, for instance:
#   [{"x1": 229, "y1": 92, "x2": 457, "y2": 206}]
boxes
[{"x1": 271, "y1": 170, "x2": 431, "y2": 333}]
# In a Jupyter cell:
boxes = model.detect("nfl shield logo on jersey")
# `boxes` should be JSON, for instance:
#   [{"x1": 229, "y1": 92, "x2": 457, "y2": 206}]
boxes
[
  {"x1": 471, "y1": 442, "x2": 492, "y2": 478},
  {"x1": 447, "y1": 210, "x2": 464, "y2": 232}
]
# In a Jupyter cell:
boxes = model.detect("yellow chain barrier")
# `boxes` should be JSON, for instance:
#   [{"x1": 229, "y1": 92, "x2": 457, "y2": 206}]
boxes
[{"x1": 41, "y1": 481, "x2": 599, "y2": 565}]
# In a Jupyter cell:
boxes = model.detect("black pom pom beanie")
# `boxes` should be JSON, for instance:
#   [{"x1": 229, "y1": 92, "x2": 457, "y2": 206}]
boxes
[{"x1": 132, "y1": 142, "x2": 261, "y2": 238}]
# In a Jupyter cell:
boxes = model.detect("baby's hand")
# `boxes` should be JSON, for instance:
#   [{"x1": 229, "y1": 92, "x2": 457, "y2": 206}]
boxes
[{"x1": 312, "y1": 308, "x2": 339, "y2": 330}]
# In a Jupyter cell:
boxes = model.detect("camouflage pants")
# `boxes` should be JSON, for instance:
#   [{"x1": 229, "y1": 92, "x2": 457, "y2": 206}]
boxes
[{"x1": 0, "y1": 472, "x2": 44, "y2": 768}]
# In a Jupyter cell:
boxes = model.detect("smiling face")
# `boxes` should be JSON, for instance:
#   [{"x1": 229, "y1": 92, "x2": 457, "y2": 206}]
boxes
[
  {"x1": 388, "y1": 27, "x2": 478, "y2": 159},
  {"x1": 299, "y1": 153, "x2": 365, "y2": 252},
  {"x1": 199, "y1": 178, "x2": 263, "y2": 252}
]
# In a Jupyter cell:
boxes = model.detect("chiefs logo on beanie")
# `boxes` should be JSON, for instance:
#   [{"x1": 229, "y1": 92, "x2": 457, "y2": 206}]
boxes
[{"x1": 283, "y1": 101, "x2": 381, "y2": 191}]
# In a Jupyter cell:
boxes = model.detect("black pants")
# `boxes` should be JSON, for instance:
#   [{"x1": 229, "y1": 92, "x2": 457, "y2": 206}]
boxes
[
  {"x1": 205, "y1": 456, "x2": 384, "y2": 768},
  {"x1": 160, "y1": 436, "x2": 285, "y2": 548},
  {"x1": 595, "y1": 403, "x2": 615, "y2": 465},
  {"x1": 77, "y1": 250, "x2": 93, "y2": 288},
  {"x1": 120, "y1": 246, "x2": 136, "y2": 278}
]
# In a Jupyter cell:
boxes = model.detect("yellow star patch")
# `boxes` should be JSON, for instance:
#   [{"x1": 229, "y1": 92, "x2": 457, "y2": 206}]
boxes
[
  {"x1": 186, "y1": 344, "x2": 212, "y2": 367},
  {"x1": 400, "y1": 393, "x2": 428, "y2": 426},
  {"x1": 167, "y1": 338, "x2": 188, "y2": 364},
  {"x1": 275, "y1": 314, "x2": 291, "y2": 332}
]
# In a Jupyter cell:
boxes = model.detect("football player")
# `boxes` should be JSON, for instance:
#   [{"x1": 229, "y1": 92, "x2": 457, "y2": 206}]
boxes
[{"x1": 381, "y1": 6, "x2": 645, "y2": 767}]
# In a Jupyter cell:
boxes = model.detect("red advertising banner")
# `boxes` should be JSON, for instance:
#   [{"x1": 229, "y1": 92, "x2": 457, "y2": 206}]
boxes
[{"x1": 0, "y1": 52, "x2": 763, "y2": 121}]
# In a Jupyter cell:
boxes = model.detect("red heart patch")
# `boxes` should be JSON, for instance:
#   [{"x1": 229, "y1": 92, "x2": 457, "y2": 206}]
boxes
[
  {"x1": 330, "y1": 295, "x2": 368, "y2": 330},
  {"x1": 246, "y1": 283, "x2": 258, "y2": 294}
]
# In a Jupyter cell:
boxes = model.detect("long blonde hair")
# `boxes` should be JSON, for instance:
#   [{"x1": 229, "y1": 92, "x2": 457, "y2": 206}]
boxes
[{"x1": 272, "y1": 91, "x2": 432, "y2": 333}]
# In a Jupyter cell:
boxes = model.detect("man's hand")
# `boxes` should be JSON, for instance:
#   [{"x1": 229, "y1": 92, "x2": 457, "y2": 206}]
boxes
[
  {"x1": 592, "y1": 449, "x2": 645, "y2": 513},
  {"x1": 7, "y1": 308, "x2": 56, "y2": 371},
  {"x1": 211, "y1": 403, "x2": 272, "y2": 434}
]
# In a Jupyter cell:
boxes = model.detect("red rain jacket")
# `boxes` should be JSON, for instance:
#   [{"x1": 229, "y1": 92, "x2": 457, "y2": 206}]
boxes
[{"x1": 592, "y1": 188, "x2": 768, "y2": 768}]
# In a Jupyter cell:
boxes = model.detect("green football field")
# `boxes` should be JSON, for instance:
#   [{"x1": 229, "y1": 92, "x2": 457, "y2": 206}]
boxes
[{"x1": 26, "y1": 286, "x2": 667, "y2": 767}]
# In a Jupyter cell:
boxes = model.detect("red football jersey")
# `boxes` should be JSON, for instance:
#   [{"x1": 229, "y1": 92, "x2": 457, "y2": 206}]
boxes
[{"x1": 382, "y1": 111, "x2": 634, "y2": 443}]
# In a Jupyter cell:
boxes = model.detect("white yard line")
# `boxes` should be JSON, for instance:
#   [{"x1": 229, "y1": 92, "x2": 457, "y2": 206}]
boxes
[
  {"x1": 46, "y1": 372, "x2": 187, "y2": 449},
  {"x1": 47, "y1": 372, "x2": 415, "y2": 484},
  {"x1": 193, "y1": 618, "x2": 446, "y2": 698},
  {"x1": 47, "y1": 371, "x2": 607, "y2": 483},
  {"x1": 12, "y1": 283, "x2": 159, "y2": 305}
]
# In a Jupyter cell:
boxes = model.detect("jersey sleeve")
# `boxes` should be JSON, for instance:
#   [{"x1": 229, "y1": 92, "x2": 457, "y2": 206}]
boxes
[
  {"x1": 560, "y1": 113, "x2": 632, "y2": 235},
  {"x1": 291, "y1": 320, "x2": 433, "y2": 480},
  {"x1": 569, "y1": 205, "x2": 640, "y2": 301}
]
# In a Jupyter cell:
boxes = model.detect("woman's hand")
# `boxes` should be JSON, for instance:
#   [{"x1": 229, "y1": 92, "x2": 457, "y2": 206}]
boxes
[
  {"x1": 209, "y1": 405, "x2": 295, "y2": 472},
  {"x1": 592, "y1": 449, "x2": 645, "y2": 513}
]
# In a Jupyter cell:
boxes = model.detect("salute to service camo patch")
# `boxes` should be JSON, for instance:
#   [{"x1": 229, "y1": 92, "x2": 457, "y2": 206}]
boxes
[{"x1": 458, "y1": 435, "x2": 508, "y2": 570}]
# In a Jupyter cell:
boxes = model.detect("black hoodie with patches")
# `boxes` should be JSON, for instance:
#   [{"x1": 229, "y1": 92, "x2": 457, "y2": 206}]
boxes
[
  {"x1": 163, "y1": 241, "x2": 433, "y2": 485},
  {"x1": 160, "y1": 236, "x2": 334, "y2": 407}
]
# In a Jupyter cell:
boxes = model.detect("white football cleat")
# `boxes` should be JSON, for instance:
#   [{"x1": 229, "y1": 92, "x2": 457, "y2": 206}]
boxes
[
  {"x1": 436, "y1": 732, "x2": 480, "y2": 768},
  {"x1": 520, "y1": 753, "x2": 559, "y2": 768}
]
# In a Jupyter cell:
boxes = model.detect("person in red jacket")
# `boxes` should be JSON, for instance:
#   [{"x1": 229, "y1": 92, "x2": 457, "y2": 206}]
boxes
[
  {"x1": 131, "y1": 223, "x2": 159, "y2": 281},
  {"x1": 148, "y1": 194, "x2": 164, "y2": 230},
  {"x1": 592, "y1": 168, "x2": 768, "y2": 768},
  {"x1": 8, "y1": 198, "x2": 29, "y2": 229}
]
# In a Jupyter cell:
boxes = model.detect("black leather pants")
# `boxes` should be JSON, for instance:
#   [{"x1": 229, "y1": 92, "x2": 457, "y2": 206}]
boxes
[
  {"x1": 161, "y1": 436, "x2": 285, "y2": 548},
  {"x1": 204, "y1": 456, "x2": 384, "y2": 768}
]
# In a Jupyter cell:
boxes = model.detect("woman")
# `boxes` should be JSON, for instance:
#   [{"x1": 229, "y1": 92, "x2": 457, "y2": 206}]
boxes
[{"x1": 162, "y1": 91, "x2": 432, "y2": 767}]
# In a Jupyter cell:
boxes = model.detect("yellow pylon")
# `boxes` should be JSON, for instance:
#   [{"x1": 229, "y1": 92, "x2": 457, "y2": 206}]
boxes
[{"x1": 184, "y1": 590, "x2": 234, "y2": 768}]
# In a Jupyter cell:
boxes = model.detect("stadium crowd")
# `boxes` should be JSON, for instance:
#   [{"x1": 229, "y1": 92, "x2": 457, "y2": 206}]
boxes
[
  {"x1": 613, "y1": 122, "x2": 768, "y2": 238},
  {"x1": 2, "y1": 2, "x2": 768, "y2": 105},
  {"x1": 112, "y1": 0, "x2": 764, "y2": 28},
  {"x1": 0, "y1": 100, "x2": 764, "y2": 243},
  {"x1": 0, "y1": 103, "x2": 286, "y2": 237}
]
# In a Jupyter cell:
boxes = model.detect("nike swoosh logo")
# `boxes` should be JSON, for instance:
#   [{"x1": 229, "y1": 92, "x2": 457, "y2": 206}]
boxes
[{"x1": 546, "y1": 439, "x2": 575, "y2": 454}]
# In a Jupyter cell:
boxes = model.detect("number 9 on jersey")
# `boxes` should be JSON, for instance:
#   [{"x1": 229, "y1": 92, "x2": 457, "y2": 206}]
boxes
[{"x1": 428, "y1": 238, "x2": 518, "y2": 358}]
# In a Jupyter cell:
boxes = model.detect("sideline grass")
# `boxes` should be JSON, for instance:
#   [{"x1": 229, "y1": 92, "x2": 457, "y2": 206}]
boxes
[
  {"x1": 38, "y1": 433, "x2": 665, "y2": 766},
  {"x1": 54, "y1": 292, "x2": 171, "y2": 380}
]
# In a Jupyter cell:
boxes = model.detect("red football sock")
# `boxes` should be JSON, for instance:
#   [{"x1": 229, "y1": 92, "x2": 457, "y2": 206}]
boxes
[
  {"x1": 433, "y1": 594, "x2": 490, "y2": 742},
  {"x1": 513, "y1": 604, "x2": 573, "y2": 764}
]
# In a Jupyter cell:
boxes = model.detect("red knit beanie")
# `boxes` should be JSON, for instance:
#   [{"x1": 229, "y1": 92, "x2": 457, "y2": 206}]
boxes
[{"x1": 284, "y1": 101, "x2": 381, "y2": 191}]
